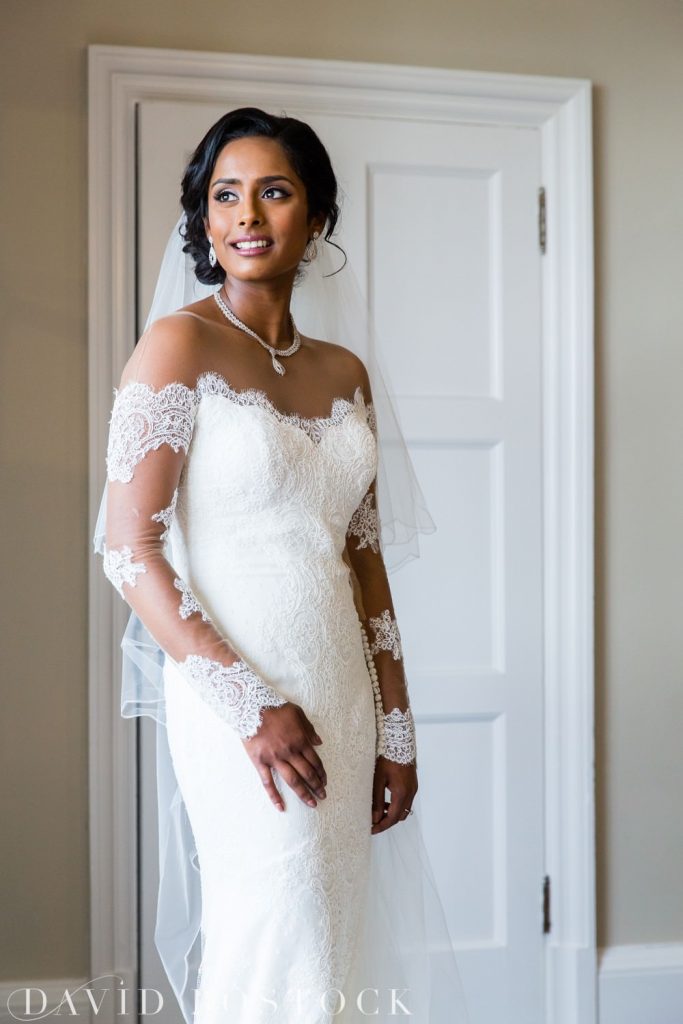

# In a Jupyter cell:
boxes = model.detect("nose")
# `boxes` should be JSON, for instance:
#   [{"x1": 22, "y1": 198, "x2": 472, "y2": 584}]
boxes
[
  {"x1": 239, "y1": 210, "x2": 261, "y2": 226},
  {"x1": 239, "y1": 194, "x2": 263, "y2": 227}
]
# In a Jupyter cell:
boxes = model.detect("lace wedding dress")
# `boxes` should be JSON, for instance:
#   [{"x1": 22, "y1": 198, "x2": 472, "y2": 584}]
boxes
[{"x1": 97, "y1": 317, "x2": 469, "y2": 1023}]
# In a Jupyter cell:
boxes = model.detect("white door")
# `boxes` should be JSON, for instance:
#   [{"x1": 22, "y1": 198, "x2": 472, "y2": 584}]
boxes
[{"x1": 136, "y1": 98, "x2": 544, "y2": 1024}]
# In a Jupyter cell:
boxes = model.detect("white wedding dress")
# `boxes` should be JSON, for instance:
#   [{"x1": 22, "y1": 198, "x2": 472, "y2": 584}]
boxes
[
  {"x1": 164, "y1": 370, "x2": 380, "y2": 1022},
  {"x1": 95, "y1": 326, "x2": 469, "y2": 1023}
]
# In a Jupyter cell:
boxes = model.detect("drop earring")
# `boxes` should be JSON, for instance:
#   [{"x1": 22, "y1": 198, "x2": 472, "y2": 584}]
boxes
[
  {"x1": 305, "y1": 230, "x2": 320, "y2": 261},
  {"x1": 208, "y1": 236, "x2": 217, "y2": 268}
]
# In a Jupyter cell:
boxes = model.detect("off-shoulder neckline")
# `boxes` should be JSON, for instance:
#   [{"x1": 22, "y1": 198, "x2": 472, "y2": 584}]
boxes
[
  {"x1": 195, "y1": 370, "x2": 366, "y2": 423},
  {"x1": 117, "y1": 369, "x2": 367, "y2": 418},
  {"x1": 114, "y1": 369, "x2": 375, "y2": 446}
]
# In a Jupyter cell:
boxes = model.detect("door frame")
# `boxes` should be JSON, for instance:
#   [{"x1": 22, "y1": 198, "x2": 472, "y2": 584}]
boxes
[{"x1": 88, "y1": 44, "x2": 595, "y2": 1024}]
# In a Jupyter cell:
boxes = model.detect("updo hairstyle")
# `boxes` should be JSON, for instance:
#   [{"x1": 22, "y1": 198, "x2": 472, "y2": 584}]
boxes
[{"x1": 179, "y1": 106, "x2": 347, "y2": 285}]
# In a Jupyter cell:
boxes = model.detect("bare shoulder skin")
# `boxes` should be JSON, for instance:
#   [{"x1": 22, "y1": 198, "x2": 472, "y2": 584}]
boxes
[{"x1": 123, "y1": 296, "x2": 369, "y2": 415}]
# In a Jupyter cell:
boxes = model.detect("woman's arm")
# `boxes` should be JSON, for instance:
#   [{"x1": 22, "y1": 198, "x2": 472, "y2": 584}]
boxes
[
  {"x1": 346, "y1": 474, "x2": 417, "y2": 768},
  {"x1": 100, "y1": 317, "x2": 327, "y2": 810},
  {"x1": 344, "y1": 356, "x2": 417, "y2": 769},
  {"x1": 105, "y1": 412, "x2": 291, "y2": 740}
]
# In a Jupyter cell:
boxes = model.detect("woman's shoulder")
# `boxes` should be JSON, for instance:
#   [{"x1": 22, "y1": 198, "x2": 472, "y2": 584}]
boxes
[
  {"x1": 305, "y1": 335, "x2": 368, "y2": 376},
  {"x1": 118, "y1": 311, "x2": 210, "y2": 392},
  {"x1": 306, "y1": 337, "x2": 371, "y2": 399}
]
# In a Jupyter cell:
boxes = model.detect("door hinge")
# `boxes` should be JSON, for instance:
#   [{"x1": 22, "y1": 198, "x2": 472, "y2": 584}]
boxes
[
  {"x1": 542, "y1": 874, "x2": 551, "y2": 934},
  {"x1": 538, "y1": 187, "x2": 547, "y2": 254}
]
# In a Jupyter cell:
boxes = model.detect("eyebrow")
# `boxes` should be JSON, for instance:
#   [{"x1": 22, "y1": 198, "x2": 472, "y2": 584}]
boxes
[{"x1": 211, "y1": 175, "x2": 295, "y2": 188}]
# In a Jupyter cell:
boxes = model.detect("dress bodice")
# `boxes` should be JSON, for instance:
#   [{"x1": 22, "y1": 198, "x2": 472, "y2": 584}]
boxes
[{"x1": 169, "y1": 371, "x2": 378, "y2": 575}]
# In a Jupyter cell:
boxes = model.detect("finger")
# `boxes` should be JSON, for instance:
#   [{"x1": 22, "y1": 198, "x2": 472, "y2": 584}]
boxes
[
  {"x1": 370, "y1": 799, "x2": 390, "y2": 833},
  {"x1": 295, "y1": 738, "x2": 327, "y2": 788},
  {"x1": 288, "y1": 752, "x2": 327, "y2": 797},
  {"x1": 371, "y1": 787, "x2": 409, "y2": 834},
  {"x1": 296, "y1": 707, "x2": 322, "y2": 742},
  {"x1": 372, "y1": 770, "x2": 387, "y2": 825},
  {"x1": 374, "y1": 790, "x2": 417, "y2": 831},
  {"x1": 255, "y1": 763, "x2": 285, "y2": 812},
  {"x1": 311, "y1": 726, "x2": 323, "y2": 744},
  {"x1": 296, "y1": 717, "x2": 327, "y2": 784},
  {"x1": 276, "y1": 759, "x2": 320, "y2": 808}
]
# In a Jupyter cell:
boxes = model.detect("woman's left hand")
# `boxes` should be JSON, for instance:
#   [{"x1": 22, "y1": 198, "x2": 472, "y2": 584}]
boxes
[{"x1": 370, "y1": 757, "x2": 418, "y2": 834}]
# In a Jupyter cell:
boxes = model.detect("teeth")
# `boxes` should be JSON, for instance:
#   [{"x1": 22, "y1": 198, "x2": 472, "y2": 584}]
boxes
[{"x1": 235, "y1": 239, "x2": 272, "y2": 249}]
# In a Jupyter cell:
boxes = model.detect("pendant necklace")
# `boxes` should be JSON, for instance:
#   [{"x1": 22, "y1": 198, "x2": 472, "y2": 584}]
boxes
[{"x1": 213, "y1": 289, "x2": 300, "y2": 376}]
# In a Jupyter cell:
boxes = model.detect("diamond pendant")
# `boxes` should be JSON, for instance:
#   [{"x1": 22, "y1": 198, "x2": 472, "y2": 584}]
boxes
[{"x1": 213, "y1": 291, "x2": 296, "y2": 374}]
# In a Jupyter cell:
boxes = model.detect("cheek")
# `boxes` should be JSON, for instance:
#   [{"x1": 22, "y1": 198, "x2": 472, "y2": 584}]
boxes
[
  {"x1": 290, "y1": 223, "x2": 312, "y2": 253},
  {"x1": 274, "y1": 202, "x2": 308, "y2": 234},
  {"x1": 208, "y1": 211, "x2": 232, "y2": 238}
]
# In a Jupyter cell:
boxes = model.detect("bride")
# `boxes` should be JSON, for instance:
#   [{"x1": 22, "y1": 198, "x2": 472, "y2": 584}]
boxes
[{"x1": 96, "y1": 107, "x2": 469, "y2": 1023}]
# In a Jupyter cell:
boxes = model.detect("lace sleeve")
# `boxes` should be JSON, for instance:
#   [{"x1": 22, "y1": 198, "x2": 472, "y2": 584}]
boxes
[
  {"x1": 100, "y1": 323, "x2": 288, "y2": 739},
  {"x1": 345, "y1": 391, "x2": 417, "y2": 767}
]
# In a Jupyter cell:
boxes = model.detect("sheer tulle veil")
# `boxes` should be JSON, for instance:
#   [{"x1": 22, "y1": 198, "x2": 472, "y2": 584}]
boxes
[
  {"x1": 92, "y1": 213, "x2": 469, "y2": 1022},
  {"x1": 95, "y1": 212, "x2": 435, "y2": 570}
]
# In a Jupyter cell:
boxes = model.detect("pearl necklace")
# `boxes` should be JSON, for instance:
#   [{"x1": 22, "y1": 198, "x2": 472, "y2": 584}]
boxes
[{"x1": 213, "y1": 288, "x2": 301, "y2": 376}]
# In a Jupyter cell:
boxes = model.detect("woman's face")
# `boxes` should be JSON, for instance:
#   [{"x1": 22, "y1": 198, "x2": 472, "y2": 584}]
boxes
[{"x1": 203, "y1": 135, "x2": 324, "y2": 284}]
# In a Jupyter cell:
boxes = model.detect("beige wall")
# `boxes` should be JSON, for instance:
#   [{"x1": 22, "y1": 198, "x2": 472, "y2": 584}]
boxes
[{"x1": 1, "y1": 0, "x2": 681, "y2": 982}]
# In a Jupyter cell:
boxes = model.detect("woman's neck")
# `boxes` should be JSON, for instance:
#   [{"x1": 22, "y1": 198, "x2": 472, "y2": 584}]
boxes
[{"x1": 220, "y1": 275, "x2": 296, "y2": 349}]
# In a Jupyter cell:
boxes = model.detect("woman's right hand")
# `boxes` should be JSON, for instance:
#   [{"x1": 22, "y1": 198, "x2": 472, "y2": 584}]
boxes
[{"x1": 242, "y1": 702, "x2": 327, "y2": 812}]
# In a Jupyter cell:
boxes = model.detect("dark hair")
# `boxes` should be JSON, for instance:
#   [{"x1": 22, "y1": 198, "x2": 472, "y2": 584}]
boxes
[{"x1": 179, "y1": 106, "x2": 347, "y2": 285}]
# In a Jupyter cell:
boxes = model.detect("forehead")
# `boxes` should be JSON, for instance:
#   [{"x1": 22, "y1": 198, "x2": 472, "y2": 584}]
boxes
[{"x1": 212, "y1": 136, "x2": 299, "y2": 178}]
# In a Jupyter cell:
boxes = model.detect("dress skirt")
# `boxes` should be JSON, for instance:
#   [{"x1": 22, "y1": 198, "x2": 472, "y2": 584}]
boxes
[{"x1": 163, "y1": 563, "x2": 379, "y2": 1024}]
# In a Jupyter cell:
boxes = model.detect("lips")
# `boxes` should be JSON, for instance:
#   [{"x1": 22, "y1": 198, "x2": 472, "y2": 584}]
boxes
[{"x1": 230, "y1": 238, "x2": 274, "y2": 249}]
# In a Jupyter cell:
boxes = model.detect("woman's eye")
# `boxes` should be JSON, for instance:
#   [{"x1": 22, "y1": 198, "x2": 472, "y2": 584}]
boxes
[{"x1": 214, "y1": 186, "x2": 289, "y2": 202}]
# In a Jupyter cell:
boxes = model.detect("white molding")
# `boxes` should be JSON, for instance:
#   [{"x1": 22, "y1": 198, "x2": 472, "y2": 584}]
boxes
[
  {"x1": 598, "y1": 944, "x2": 683, "y2": 1024},
  {"x1": 88, "y1": 46, "x2": 139, "y2": 1024},
  {"x1": 539, "y1": 77, "x2": 597, "y2": 1024},
  {"x1": 88, "y1": 44, "x2": 595, "y2": 1024},
  {"x1": 600, "y1": 944, "x2": 683, "y2": 974}
]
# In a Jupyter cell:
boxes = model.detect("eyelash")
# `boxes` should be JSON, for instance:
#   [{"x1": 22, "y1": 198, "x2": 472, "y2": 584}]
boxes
[{"x1": 214, "y1": 186, "x2": 290, "y2": 202}]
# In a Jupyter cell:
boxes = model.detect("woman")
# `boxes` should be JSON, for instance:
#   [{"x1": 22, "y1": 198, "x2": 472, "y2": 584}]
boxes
[{"x1": 98, "y1": 108, "x2": 468, "y2": 1023}]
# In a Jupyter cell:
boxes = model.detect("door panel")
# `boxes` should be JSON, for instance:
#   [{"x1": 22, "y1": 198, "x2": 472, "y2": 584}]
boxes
[{"x1": 137, "y1": 97, "x2": 544, "y2": 1024}]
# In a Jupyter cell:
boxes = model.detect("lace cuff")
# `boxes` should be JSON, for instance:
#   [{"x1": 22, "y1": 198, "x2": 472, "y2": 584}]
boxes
[
  {"x1": 359, "y1": 622, "x2": 417, "y2": 766},
  {"x1": 179, "y1": 654, "x2": 288, "y2": 739},
  {"x1": 379, "y1": 707, "x2": 417, "y2": 765}
]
